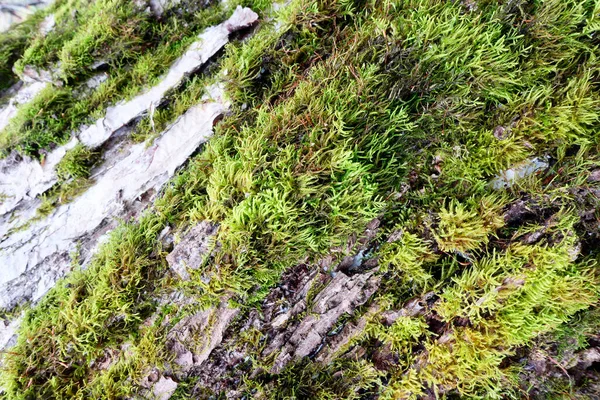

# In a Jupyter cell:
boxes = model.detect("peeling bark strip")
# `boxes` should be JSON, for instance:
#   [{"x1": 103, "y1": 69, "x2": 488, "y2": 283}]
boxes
[
  {"x1": 0, "y1": 138, "x2": 77, "y2": 219},
  {"x1": 178, "y1": 223, "x2": 385, "y2": 394},
  {"x1": 0, "y1": 90, "x2": 224, "y2": 309},
  {"x1": 0, "y1": 82, "x2": 51, "y2": 216},
  {"x1": 0, "y1": 6, "x2": 258, "y2": 221},
  {"x1": 79, "y1": 6, "x2": 259, "y2": 149},
  {"x1": 162, "y1": 267, "x2": 382, "y2": 396},
  {"x1": 0, "y1": 7, "x2": 259, "y2": 310},
  {"x1": 0, "y1": 0, "x2": 53, "y2": 32},
  {"x1": 315, "y1": 302, "x2": 380, "y2": 366},
  {"x1": 267, "y1": 269, "x2": 381, "y2": 373},
  {"x1": 167, "y1": 303, "x2": 240, "y2": 373},
  {"x1": 139, "y1": 302, "x2": 240, "y2": 397},
  {"x1": 166, "y1": 221, "x2": 219, "y2": 280}
]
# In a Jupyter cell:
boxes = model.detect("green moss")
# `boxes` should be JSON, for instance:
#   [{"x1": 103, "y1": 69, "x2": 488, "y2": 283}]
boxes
[
  {"x1": 266, "y1": 358, "x2": 382, "y2": 400},
  {"x1": 1, "y1": 0, "x2": 600, "y2": 398},
  {"x1": 0, "y1": 12, "x2": 44, "y2": 92},
  {"x1": 0, "y1": 212, "x2": 168, "y2": 398},
  {"x1": 0, "y1": 86, "x2": 86, "y2": 157},
  {"x1": 55, "y1": 144, "x2": 97, "y2": 181},
  {"x1": 378, "y1": 231, "x2": 438, "y2": 289},
  {"x1": 433, "y1": 197, "x2": 506, "y2": 254}
]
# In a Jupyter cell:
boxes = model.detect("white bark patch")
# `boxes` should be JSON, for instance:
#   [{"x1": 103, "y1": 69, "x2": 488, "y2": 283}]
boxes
[
  {"x1": 0, "y1": 84, "x2": 228, "y2": 309},
  {"x1": 79, "y1": 6, "x2": 258, "y2": 148},
  {"x1": 148, "y1": 0, "x2": 182, "y2": 17},
  {"x1": 490, "y1": 157, "x2": 549, "y2": 189},
  {"x1": 152, "y1": 376, "x2": 178, "y2": 400},
  {"x1": 0, "y1": 80, "x2": 56, "y2": 217},
  {"x1": 0, "y1": 6, "x2": 257, "y2": 223},
  {"x1": 0, "y1": 81, "x2": 47, "y2": 133},
  {"x1": 0, "y1": 0, "x2": 53, "y2": 32},
  {"x1": 38, "y1": 13, "x2": 55, "y2": 35},
  {"x1": 0, "y1": 7, "x2": 258, "y2": 222},
  {"x1": 0, "y1": 138, "x2": 78, "y2": 217},
  {"x1": 85, "y1": 72, "x2": 109, "y2": 89},
  {"x1": 0, "y1": 314, "x2": 21, "y2": 351}
]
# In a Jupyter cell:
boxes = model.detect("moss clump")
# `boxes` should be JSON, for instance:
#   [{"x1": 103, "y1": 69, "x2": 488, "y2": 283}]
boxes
[
  {"x1": 55, "y1": 144, "x2": 97, "y2": 181},
  {"x1": 0, "y1": 10, "x2": 45, "y2": 93},
  {"x1": 433, "y1": 197, "x2": 506, "y2": 254}
]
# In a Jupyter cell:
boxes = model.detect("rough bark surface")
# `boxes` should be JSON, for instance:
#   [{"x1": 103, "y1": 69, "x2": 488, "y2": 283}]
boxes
[{"x1": 0, "y1": 7, "x2": 258, "y2": 310}]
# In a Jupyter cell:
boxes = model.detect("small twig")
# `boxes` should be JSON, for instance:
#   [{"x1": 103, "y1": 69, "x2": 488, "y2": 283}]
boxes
[{"x1": 547, "y1": 354, "x2": 574, "y2": 390}]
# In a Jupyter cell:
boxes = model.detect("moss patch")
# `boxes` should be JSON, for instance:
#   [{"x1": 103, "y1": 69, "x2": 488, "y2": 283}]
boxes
[{"x1": 1, "y1": 0, "x2": 599, "y2": 398}]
